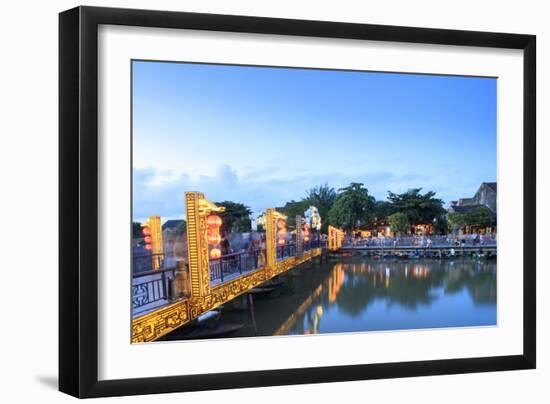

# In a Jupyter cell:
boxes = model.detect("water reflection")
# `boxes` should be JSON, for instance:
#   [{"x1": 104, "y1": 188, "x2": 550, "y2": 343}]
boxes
[
  {"x1": 161, "y1": 257, "x2": 497, "y2": 341},
  {"x1": 269, "y1": 258, "x2": 496, "y2": 336}
]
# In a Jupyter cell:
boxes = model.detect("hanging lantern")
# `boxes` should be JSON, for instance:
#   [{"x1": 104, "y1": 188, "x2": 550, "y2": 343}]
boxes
[
  {"x1": 207, "y1": 233, "x2": 221, "y2": 245},
  {"x1": 142, "y1": 227, "x2": 151, "y2": 236},
  {"x1": 143, "y1": 235, "x2": 152, "y2": 244},
  {"x1": 277, "y1": 220, "x2": 286, "y2": 230},
  {"x1": 144, "y1": 244, "x2": 153, "y2": 251},
  {"x1": 277, "y1": 229, "x2": 287, "y2": 238},
  {"x1": 210, "y1": 248, "x2": 222, "y2": 260},
  {"x1": 304, "y1": 236, "x2": 310, "y2": 242},
  {"x1": 207, "y1": 215, "x2": 222, "y2": 228},
  {"x1": 278, "y1": 238, "x2": 286, "y2": 245}
]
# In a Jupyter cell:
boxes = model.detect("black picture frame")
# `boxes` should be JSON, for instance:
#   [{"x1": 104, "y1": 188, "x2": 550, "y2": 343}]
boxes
[{"x1": 59, "y1": 5, "x2": 536, "y2": 398}]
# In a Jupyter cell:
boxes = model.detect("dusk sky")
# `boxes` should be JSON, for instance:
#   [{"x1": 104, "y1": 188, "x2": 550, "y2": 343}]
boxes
[{"x1": 132, "y1": 60, "x2": 496, "y2": 223}]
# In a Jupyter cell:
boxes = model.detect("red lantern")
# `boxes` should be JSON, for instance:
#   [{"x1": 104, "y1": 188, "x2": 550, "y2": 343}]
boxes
[
  {"x1": 207, "y1": 215, "x2": 222, "y2": 228},
  {"x1": 277, "y1": 220, "x2": 286, "y2": 230},
  {"x1": 144, "y1": 244, "x2": 153, "y2": 251},
  {"x1": 277, "y1": 229, "x2": 287, "y2": 238},
  {"x1": 143, "y1": 235, "x2": 152, "y2": 244},
  {"x1": 210, "y1": 248, "x2": 221, "y2": 260},
  {"x1": 208, "y1": 233, "x2": 221, "y2": 245}
]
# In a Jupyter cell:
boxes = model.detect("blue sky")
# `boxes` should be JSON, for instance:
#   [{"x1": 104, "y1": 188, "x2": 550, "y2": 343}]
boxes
[{"x1": 132, "y1": 60, "x2": 496, "y2": 223}]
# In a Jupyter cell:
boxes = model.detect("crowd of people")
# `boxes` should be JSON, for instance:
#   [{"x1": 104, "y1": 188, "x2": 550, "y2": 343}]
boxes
[{"x1": 344, "y1": 232, "x2": 497, "y2": 248}]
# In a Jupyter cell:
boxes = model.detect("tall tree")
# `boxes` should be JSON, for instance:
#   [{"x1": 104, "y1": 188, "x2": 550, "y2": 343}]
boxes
[
  {"x1": 447, "y1": 212, "x2": 467, "y2": 234},
  {"x1": 278, "y1": 199, "x2": 310, "y2": 230},
  {"x1": 215, "y1": 201, "x2": 252, "y2": 234},
  {"x1": 387, "y1": 188, "x2": 444, "y2": 224},
  {"x1": 305, "y1": 183, "x2": 336, "y2": 233},
  {"x1": 464, "y1": 206, "x2": 495, "y2": 228},
  {"x1": 328, "y1": 183, "x2": 375, "y2": 232},
  {"x1": 433, "y1": 215, "x2": 449, "y2": 235},
  {"x1": 388, "y1": 212, "x2": 410, "y2": 235},
  {"x1": 132, "y1": 222, "x2": 143, "y2": 239},
  {"x1": 372, "y1": 200, "x2": 395, "y2": 221}
]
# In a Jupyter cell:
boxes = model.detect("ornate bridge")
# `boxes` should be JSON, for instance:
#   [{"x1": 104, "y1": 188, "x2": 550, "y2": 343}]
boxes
[{"x1": 131, "y1": 192, "x2": 335, "y2": 343}]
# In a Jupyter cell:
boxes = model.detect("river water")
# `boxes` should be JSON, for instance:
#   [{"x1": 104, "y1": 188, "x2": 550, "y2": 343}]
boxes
[{"x1": 162, "y1": 256, "x2": 496, "y2": 340}]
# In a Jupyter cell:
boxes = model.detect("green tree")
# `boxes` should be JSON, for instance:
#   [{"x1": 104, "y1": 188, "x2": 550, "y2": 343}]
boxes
[
  {"x1": 387, "y1": 188, "x2": 444, "y2": 224},
  {"x1": 373, "y1": 200, "x2": 395, "y2": 221},
  {"x1": 305, "y1": 183, "x2": 336, "y2": 233},
  {"x1": 388, "y1": 212, "x2": 410, "y2": 235},
  {"x1": 465, "y1": 206, "x2": 495, "y2": 228},
  {"x1": 278, "y1": 199, "x2": 310, "y2": 230},
  {"x1": 433, "y1": 215, "x2": 449, "y2": 235},
  {"x1": 216, "y1": 201, "x2": 252, "y2": 234},
  {"x1": 447, "y1": 212, "x2": 467, "y2": 233},
  {"x1": 328, "y1": 183, "x2": 375, "y2": 232},
  {"x1": 132, "y1": 222, "x2": 142, "y2": 239}
]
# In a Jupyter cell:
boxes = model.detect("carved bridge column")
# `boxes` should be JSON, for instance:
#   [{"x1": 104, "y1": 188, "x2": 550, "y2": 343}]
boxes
[
  {"x1": 265, "y1": 208, "x2": 287, "y2": 278},
  {"x1": 265, "y1": 208, "x2": 277, "y2": 277},
  {"x1": 328, "y1": 225, "x2": 344, "y2": 251},
  {"x1": 185, "y1": 192, "x2": 225, "y2": 317},
  {"x1": 296, "y1": 215, "x2": 304, "y2": 258}
]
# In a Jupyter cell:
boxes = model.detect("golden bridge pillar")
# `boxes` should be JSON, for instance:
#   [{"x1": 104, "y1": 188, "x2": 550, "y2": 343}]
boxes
[
  {"x1": 185, "y1": 192, "x2": 225, "y2": 315},
  {"x1": 265, "y1": 208, "x2": 287, "y2": 277},
  {"x1": 328, "y1": 225, "x2": 344, "y2": 251},
  {"x1": 266, "y1": 208, "x2": 277, "y2": 273},
  {"x1": 141, "y1": 216, "x2": 163, "y2": 270},
  {"x1": 296, "y1": 215, "x2": 304, "y2": 258}
]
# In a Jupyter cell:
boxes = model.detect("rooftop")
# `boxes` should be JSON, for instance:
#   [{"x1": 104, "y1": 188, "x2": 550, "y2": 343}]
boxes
[{"x1": 162, "y1": 219, "x2": 185, "y2": 230}]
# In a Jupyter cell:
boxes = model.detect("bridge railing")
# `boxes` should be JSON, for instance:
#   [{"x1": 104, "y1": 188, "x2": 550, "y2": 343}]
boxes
[
  {"x1": 210, "y1": 248, "x2": 266, "y2": 284},
  {"x1": 343, "y1": 234, "x2": 497, "y2": 248},
  {"x1": 277, "y1": 242, "x2": 296, "y2": 261},
  {"x1": 132, "y1": 266, "x2": 177, "y2": 316},
  {"x1": 304, "y1": 237, "x2": 322, "y2": 252}
]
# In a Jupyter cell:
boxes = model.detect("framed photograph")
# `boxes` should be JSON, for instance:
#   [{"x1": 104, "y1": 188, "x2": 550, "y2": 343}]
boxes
[{"x1": 59, "y1": 6, "x2": 536, "y2": 398}]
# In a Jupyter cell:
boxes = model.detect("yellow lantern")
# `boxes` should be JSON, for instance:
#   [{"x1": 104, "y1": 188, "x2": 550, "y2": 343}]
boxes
[
  {"x1": 210, "y1": 248, "x2": 222, "y2": 260},
  {"x1": 207, "y1": 233, "x2": 221, "y2": 245},
  {"x1": 207, "y1": 215, "x2": 222, "y2": 228}
]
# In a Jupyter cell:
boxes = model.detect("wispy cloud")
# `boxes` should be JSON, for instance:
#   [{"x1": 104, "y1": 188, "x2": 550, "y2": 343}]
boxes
[{"x1": 132, "y1": 164, "x2": 452, "y2": 222}]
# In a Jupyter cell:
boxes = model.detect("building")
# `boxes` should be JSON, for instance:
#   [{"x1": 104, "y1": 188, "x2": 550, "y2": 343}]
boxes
[
  {"x1": 162, "y1": 219, "x2": 185, "y2": 234},
  {"x1": 447, "y1": 182, "x2": 497, "y2": 234},
  {"x1": 448, "y1": 182, "x2": 497, "y2": 214},
  {"x1": 355, "y1": 219, "x2": 392, "y2": 238}
]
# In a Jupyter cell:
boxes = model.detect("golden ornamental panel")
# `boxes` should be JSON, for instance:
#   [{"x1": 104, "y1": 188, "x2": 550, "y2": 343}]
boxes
[
  {"x1": 132, "y1": 299, "x2": 190, "y2": 343},
  {"x1": 132, "y1": 246, "x2": 322, "y2": 342}
]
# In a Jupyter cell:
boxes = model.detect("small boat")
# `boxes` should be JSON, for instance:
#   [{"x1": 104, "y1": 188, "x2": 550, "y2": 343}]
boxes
[{"x1": 197, "y1": 310, "x2": 221, "y2": 322}]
